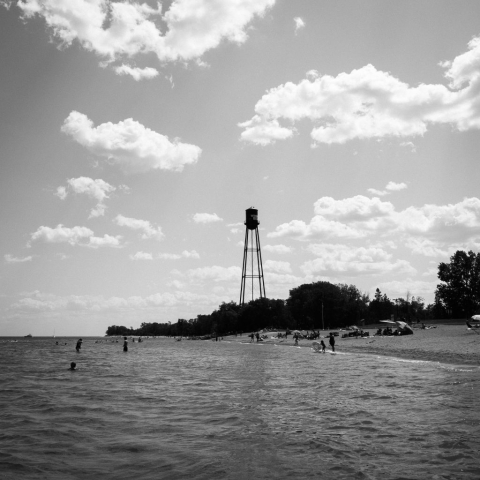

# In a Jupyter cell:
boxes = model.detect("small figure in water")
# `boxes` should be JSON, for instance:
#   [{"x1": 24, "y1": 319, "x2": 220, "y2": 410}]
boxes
[
  {"x1": 69, "y1": 362, "x2": 76, "y2": 370},
  {"x1": 320, "y1": 340, "x2": 326, "y2": 353},
  {"x1": 123, "y1": 336, "x2": 128, "y2": 352},
  {"x1": 329, "y1": 333, "x2": 335, "y2": 352},
  {"x1": 76, "y1": 339, "x2": 82, "y2": 352}
]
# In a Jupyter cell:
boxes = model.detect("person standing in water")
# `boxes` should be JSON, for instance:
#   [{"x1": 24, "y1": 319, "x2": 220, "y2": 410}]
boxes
[
  {"x1": 123, "y1": 336, "x2": 128, "y2": 352},
  {"x1": 68, "y1": 362, "x2": 76, "y2": 370},
  {"x1": 329, "y1": 333, "x2": 335, "y2": 352},
  {"x1": 75, "y1": 339, "x2": 82, "y2": 352},
  {"x1": 320, "y1": 340, "x2": 326, "y2": 353}
]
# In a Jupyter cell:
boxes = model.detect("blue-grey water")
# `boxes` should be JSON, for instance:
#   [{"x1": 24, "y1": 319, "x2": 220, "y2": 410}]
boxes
[{"x1": 1, "y1": 337, "x2": 479, "y2": 480}]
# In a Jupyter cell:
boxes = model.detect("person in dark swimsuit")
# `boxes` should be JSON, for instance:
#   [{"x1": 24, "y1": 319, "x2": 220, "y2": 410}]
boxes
[
  {"x1": 329, "y1": 333, "x2": 335, "y2": 352},
  {"x1": 75, "y1": 339, "x2": 82, "y2": 352},
  {"x1": 123, "y1": 336, "x2": 128, "y2": 352}
]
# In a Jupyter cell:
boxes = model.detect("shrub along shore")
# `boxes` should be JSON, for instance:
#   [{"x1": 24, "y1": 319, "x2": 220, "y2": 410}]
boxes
[{"x1": 223, "y1": 324, "x2": 480, "y2": 366}]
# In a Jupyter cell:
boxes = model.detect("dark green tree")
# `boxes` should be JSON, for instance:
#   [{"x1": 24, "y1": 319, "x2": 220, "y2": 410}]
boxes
[{"x1": 435, "y1": 250, "x2": 480, "y2": 317}]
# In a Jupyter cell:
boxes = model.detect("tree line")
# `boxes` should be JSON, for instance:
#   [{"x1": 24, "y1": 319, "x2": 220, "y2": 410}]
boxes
[{"x1": 106, "y1": 250, "x2": 480, "y2": 337}]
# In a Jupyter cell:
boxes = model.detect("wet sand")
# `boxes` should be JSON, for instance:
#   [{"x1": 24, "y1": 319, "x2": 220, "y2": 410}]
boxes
[{"x1": 225, "y1": 324, "x2": 480, "y2": 366}]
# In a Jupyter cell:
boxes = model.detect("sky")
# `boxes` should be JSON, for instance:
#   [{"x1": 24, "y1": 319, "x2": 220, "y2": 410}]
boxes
[{"x1": 1, "y1": 0, "x2": 480, "y2": 336}]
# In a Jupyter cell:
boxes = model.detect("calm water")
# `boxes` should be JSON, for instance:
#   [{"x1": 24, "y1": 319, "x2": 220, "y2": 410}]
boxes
[{"x1": 1, "y1": 337, "x2": 479, "y2": 480}]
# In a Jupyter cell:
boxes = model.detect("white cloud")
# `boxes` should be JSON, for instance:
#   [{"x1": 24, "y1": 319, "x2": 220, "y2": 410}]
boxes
[
  {"x1": 15, "y1": 0, "x2": 275, "y2": 72},
  {"x1": 270, "y1": 195, "x2": 480, "y2": 257},
  {"x1": 239, "y1": 115, "x2": 294, "y2": 145},
  {"x1": 29, "y1": 224, "x2": 122, "y2": 248},
  {"x1": 193, "y1": 213, "x2": 223, "y2": 224},
  {"x1": 114, "y1": 64, "x2": 159, "y2": 81},
  {"x1": 264, "y1": 259, "x2": 291, "y2": 273},
  {"x1": 114, "y1": 214, "x2": 164, "y2": 240},
  {"x1": 263, "y1": 244, "x2": 293, "y2": 254},
  {"x1": 54, "y1": 186, "x2": 67, "y2": 200},
  {"x1": 268, "y1": 216, "x2": 366, "y2": 240},
  {"x1": 56, "y1": 177, "x2": 116, "y2": 218},
  {"x1": 240, "y1": 35, "x2": 480, "y2": 145},
  {"x1": 4, "y1": 254, "x2": 33, "y2": 263},
  {"x1": 129, "y1": 251, "x2": 154, "y2": 261},
  {"x1": 61, "y1": 111, "x2": 201, "y2": 174},
  {"x1": 313, "y1": 195, "x2": 394, "y2": 220},
  {"x1": 301, "y1": 244, "x2": 416, "y2": 277},
  {"x1": 368, "y1": 181, "x2": 407, "y2": 197},
  {"x1": 181, "y1": 250, "x2": 200, "y2": 259},
  {"x1": 293, "y1": 17, "x2": 305, "y2": 34}
]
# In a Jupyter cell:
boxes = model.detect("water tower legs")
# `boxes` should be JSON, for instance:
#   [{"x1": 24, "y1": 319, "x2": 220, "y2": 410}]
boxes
[{"x1": 240, "y1": 225, "x2": 266, "y2": 305}]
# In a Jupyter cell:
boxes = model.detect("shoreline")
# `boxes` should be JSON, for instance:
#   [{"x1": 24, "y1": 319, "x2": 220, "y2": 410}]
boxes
[{"x1": 224, "y1": 324, "x2": 480, "y2": 366}]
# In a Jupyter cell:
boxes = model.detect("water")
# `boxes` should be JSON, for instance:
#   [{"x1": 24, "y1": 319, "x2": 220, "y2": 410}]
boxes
[{"x1": 1, "y1": 337, "x2": 479, "y2": 479}]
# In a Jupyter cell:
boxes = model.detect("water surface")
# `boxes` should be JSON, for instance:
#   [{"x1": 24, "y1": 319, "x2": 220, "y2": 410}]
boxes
[{"x1": 1, "y1": 337, "x2": 479, "y2": 479}]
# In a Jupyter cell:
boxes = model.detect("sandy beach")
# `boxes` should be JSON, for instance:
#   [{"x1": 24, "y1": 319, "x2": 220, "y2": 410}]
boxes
[{"x1": 225, "y1": 324, "x2": 480, "y2": 366}]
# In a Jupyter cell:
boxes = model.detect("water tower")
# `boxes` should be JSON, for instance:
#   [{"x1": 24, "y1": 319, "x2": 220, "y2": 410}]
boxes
[{"x1": 240, "y1": 207, "x2": 266, "y2": 305}]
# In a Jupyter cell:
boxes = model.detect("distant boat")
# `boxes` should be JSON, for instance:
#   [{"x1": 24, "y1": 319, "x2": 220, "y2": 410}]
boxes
[{"x1": 24, "y1": 334, "x2": 32, "y2": 338}]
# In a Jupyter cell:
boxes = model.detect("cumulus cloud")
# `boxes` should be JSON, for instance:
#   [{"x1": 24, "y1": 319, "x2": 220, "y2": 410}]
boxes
[
  {"x1": 269, "y1": 195, "x2": 480, "y2": 257},
  {"x1": 114, "y1": 64, "x2": 159, "y2": 81},
  {"x1": 129, "y1": 251, "x2": 153, "y2": 260},
  {"x1": 4, "y1": 254, "x2": 33, "y2": 263},
  {"x1": 367, "y1": 181, "x2": 408, "y2": 197},
  {"x1": 293, "y1": 17, "x2": 305, "y2": 34},
  {"x1": 61, "y1": 111, "x2": 201, "y2": 174},
  {"x1": 193, "y1": 213, "x2": 223, "y2": 224},
  {"x1": 29, "y1": 224, "x2": 122, "y2": 248},
  {"x1": 263, "y1": 244, "x2": 293, "y2": 254},
  {"x1": 14, "y1": 0, "x2": 275, "y2": 74},
  {"x1": 240, "y1": 35, "x2": 480, "y2": 145},
  {"x1": 55, "y1": 177, "x2": 116, "y2": 217},
  {"x1": 114, "y1": 214, "x2": 164, "y2": 240},
  {"x1": 301, "y1": 244, "x2": 416, "y2": 277}
]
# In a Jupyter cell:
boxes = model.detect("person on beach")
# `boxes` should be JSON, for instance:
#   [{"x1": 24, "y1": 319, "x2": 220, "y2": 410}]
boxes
[
  {"x1": 123, "y1": 336, "x2": 128, "y2": 352},
  {"x1": 329, "y1": 333, "x2": 335, "y2": 352},
  {"x1": 255, "y1": 332, "x2": 260, "y2": 342},
  {"x1": 294, "y1": 332, "x2": 299, "y2": 346},
  {"x1": 250, "y1": 333, "x2": 254, "y2": 343},
  {"x1": 68, "y1": 362, "x2": 76, "y2": 370},
  {"x1": 320, "y1": 340, "x2": 326, "y2": 353},
  {"x1": 75, "y1": 339, "x2": 82, "y2": 352}
]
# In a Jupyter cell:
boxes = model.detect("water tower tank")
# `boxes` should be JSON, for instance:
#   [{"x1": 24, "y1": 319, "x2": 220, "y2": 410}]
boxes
[{"x1": 245, "y1": 208, "x2": 259, "y2": 230}]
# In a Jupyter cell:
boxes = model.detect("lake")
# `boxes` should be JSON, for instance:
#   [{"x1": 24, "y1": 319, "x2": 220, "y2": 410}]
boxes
[{"x1": 1, "y1": 337, "x2": 479, "y2": 479}]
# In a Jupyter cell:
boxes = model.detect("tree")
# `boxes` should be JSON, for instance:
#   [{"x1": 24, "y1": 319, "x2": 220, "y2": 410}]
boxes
[
  {"x1": 435, "y1": 250, "x2": 480, "y2": 318},
  {"x1": 368, "y1": 288, "x2": 394, "y2": 322}
]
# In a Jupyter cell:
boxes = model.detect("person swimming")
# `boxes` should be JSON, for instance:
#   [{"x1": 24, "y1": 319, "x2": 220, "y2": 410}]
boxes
[{"x1": 69, "y1": 362, "x2": 76, "y2": 371}]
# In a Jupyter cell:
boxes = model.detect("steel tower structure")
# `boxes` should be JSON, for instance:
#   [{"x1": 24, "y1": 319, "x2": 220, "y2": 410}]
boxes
[{"x1": 240, "y1": 207, "x2": 266, "y2": 305}]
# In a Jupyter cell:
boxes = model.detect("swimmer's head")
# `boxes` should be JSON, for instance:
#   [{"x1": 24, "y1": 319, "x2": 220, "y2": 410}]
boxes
[{"x1": 70, "y1": 362, "x2": 76, "y2": 370}]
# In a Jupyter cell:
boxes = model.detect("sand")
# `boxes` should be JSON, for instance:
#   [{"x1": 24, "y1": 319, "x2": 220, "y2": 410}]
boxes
[{"x1": 225, "y1": 324, "x2": 480, "y2": 366}]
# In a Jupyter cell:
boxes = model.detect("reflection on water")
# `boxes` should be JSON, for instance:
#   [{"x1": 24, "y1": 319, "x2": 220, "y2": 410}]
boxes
[{"x1": 1, "y1": 337, "x2": 479, "y2": 479}]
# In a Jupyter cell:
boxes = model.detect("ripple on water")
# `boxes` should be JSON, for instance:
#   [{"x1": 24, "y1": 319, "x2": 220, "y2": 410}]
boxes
[{"x1": 1, "y1": 337, "x2": 479, "y2": 479}]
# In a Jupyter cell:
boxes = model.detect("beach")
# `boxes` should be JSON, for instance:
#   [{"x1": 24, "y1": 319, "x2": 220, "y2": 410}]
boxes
[{"x1": 225, "y1": 324, "x2": 480, "y2": 366}]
